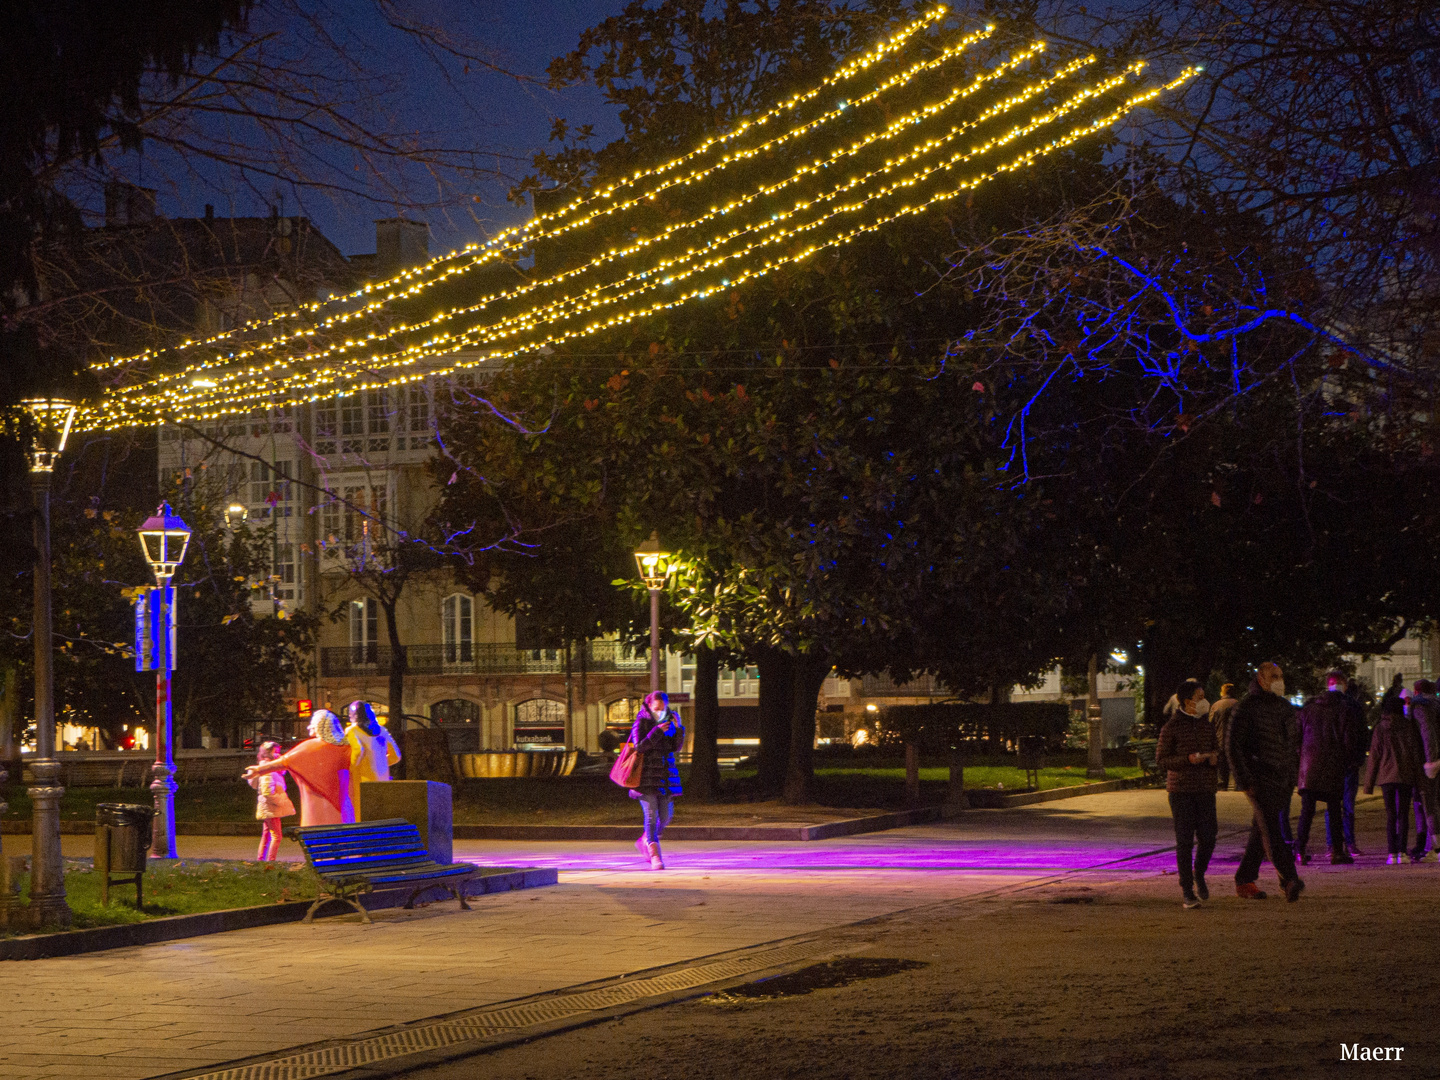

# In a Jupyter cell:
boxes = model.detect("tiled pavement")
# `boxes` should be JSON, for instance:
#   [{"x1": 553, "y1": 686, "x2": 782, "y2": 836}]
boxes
[{"x1": 0, "y1": 791, "x2": 1341, "y2": 1080}]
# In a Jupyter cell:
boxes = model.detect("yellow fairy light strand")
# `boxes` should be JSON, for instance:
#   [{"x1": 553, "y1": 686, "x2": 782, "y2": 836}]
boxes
[
  {"x1": 128, "y1": 33, "x2": 1040, "y2": 399},
  {"x1": 91, "y1": 6, "x2": 951, "y2": 374},
  {"x1": 123, "y1": 52, "x2": 1113, "y2": 413},
  {"x1": 83, "y1": 64, "x2": 1198, "y2": 429}
]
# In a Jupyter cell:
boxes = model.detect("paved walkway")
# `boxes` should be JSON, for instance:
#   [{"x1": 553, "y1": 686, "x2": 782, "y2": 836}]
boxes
[{"x1": 0, "y1": 791, "x2": 1358, "y2": 1080}]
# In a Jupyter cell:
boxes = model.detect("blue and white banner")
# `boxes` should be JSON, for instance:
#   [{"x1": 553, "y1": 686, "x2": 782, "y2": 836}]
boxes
[{"x1": 134, "y1": 586, "x2": 177, "y2": 672}]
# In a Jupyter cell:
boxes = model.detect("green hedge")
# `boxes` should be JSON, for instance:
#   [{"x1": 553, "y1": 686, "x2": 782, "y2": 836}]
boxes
[{"x1": 877, "y1": 702, "x2": 1069, "y2": 751}]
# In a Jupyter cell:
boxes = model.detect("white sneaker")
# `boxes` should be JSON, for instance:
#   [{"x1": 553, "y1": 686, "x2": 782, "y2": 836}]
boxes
[{"x1": 1386, "y1": 854, "x2": 1399, "y2": 865}]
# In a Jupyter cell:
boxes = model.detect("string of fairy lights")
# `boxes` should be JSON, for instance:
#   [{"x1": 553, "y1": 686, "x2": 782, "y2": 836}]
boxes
[
  {"x1": 78, "y1": 8, "x2": 1199, "y2": 431},
  {"x1": 118, "y1": 37, "x2": 1057, "y2": 410},
  {"x1": 89, "y1": 7, "x2": 951, "y2": 377}
]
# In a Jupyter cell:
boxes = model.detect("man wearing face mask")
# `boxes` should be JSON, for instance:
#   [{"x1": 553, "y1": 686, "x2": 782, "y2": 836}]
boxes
[
  {"x1": 1294, "y1": 670, "x2": 1367, "y2": 865},
  {"x1": 1227, "y1": 661, "x2": 1304, "y2": 901}
]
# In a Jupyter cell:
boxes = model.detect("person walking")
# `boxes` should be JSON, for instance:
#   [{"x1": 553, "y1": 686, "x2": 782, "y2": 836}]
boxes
[
  {"x1": 1227, "y1": 662, "x2": 1304, "y2": 901},
  {"x1": 1408, "y1": 680, "x2": 1440, "y2": 861},
  {"x1": 1363, "y1": 688, "x2": 1424, "y2": 864},
  {"x1": 1210, "y1": 683, "x2": 1240, "y2": 790},
  {"x1": 248, "y1": 740, "x2": 297, "y2": 861},
  {"x1": 1329, "y1": 678, "x2": 1369, "y2": 855},
  {"x1": 629, "y1": 691, "x2": 685, "y2": 870},
  {"x1": 1157, "y1": 679, "x2": 1220, "y2": 908},
  {"x1": 1294, "y1": 670, "x2": 1367, "y2": 866}
]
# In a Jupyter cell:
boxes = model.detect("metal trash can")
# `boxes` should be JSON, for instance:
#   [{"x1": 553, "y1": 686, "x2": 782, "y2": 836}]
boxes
[{"x1": 95, "y1": 802, "x2": 155, "y2": 907}]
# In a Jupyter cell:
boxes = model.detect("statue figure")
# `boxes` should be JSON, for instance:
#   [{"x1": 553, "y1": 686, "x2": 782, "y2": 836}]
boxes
[
  {"x1": 244, "y1": 710, "x2": 355, "y2": 826},
  {"x1": 345, "y1": 700, "x2": 402, "y2": 818}
]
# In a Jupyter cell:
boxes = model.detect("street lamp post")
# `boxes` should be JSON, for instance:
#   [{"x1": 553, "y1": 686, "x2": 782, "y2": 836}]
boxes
[
  {"x1": 137, "y1": 504, "x2": 191, "y2": 859},
  {"x1": 633, "y1": 532, "x2": 678, "y2": 695},
  {"x1": 19, "y1": 397, "x2": 77, "y2": 928}
]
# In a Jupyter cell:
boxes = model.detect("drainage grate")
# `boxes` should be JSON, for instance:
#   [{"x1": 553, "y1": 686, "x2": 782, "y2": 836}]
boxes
[{"x1": 174, "y1": 940, "x2": 828, "y2": 1080}]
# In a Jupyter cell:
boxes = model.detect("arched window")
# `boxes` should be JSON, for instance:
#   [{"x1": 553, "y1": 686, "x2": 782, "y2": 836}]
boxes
[
  {"x1": 514, "y1": 699, "x2": 566, "y2": 746},
  {"x1": 442, "y1": 593, "x2": 473, "y2": 663}
]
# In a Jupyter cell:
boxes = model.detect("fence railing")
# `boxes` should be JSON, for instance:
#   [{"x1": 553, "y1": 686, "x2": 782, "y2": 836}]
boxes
[
  {"x1": 320, "y1": 640, "x2": 651, "y2": 678},
  {"x1": 859, "y1": 672, "x2": 950, "y2": 698}
]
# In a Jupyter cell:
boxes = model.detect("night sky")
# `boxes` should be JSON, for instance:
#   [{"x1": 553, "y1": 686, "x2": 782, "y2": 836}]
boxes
[{"x1": 128, "y1": 1, "x2": 629, "y2": 262}]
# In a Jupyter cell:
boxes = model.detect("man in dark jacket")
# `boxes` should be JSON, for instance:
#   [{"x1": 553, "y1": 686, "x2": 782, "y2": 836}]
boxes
[
  {"x1": 1294, "y1": 670, "x2": 1367, "y2": 865},
  {"x1": 1409, "y1": 680, "x2": 1440, "y2": 861},
  {"x1": 1328, "y1": 678, "x2": 1370, "y2": 855},
  {"x1": 1227, "y1": 662, "x2": 1304, "y2": 901}
]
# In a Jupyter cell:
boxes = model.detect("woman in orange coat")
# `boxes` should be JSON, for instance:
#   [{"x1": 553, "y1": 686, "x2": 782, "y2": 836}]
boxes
[{"x1": 244, "y1": 710, "x2": 355, "y2": 826}]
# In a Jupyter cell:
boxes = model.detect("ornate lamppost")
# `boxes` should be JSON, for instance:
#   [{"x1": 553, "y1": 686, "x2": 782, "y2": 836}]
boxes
[
  {"x1": 633, "y1": 532, "x2": 678, "y2": 695},
  {"x1": 136, "y1": 503, "x2": 191, "y2": 859},
  {"x1": 19, "y1": 397, "x2": 77, "y2": 927}
]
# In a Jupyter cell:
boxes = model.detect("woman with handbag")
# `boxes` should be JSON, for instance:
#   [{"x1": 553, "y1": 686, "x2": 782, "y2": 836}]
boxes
[{"x1": 617, "y1": 691, "x2": 684, "y2": 869}]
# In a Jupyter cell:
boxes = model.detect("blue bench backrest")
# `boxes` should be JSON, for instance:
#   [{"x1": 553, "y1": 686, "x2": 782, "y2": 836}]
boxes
[{"x1": 295, "y1": 819, "x2": 432, "y2": 876}]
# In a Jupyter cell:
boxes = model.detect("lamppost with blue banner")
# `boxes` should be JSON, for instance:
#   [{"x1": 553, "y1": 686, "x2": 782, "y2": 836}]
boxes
[{"x1": 135, "y1": 504, "x2": 191, "y2": 859}]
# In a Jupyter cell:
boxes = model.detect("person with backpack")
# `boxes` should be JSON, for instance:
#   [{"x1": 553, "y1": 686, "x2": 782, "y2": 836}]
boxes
[{"x1": 1363, "y1": 688, "x2": 1424, "y2": 863}]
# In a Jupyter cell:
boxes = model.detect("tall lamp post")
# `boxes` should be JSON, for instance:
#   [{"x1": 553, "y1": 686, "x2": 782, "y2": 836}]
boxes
[
  {"x1": 633, "y1": 533, "x2": 678, "y2": 695},
  {"x1": 19, "y1": 397, "x2": 77, "y2": 928},
  {"x1": 137, "y1": 504, "x2": 191, "y2": 859}
]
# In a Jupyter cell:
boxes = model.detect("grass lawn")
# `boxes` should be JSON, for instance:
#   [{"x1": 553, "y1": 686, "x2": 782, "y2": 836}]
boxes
[
  {"x1": 809, "y1": 764, "x2": 1144, "y2": 790},
  {"x1": 2, "y1": 754, "x2": 1145, "y2": 830},
  {"x1": 6, "y1": 860, "x2": 319, "y2": 936},
  {"x1": 4, "y1": 782, "x2": 258, "y2": 822}
]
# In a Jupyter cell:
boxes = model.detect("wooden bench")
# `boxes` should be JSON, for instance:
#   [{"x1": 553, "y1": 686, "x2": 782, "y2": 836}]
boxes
[
  {"x1": 1131, "y1": 739, "x2": 1162, "y2": 784},
  {"x1": 292, "y1": 818, "x2": 478, "y2": 924}
]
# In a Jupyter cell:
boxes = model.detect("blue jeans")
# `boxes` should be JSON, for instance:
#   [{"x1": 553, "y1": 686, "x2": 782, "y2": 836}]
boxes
[
  {"x1": 638, "y1": 791, "x2": 674, "y2": 844},
  {"x1": 1326, "y1": 769, "x2": 1359, "y2": 848}
]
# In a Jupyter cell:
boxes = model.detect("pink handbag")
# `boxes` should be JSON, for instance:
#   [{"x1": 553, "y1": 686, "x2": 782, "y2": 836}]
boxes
[{"x1": 609, "y1": 741, "x2": 644, "y2": 788}]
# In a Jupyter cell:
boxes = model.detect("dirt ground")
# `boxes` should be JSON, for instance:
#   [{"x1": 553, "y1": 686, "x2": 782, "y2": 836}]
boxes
[{"x1": 405, "y1": 843, "x2": 1440, "y2": 1079}]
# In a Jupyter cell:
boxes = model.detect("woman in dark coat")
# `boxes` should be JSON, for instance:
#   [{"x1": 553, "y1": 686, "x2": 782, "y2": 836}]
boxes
[
  {"x1": 630, "y1": 691, "x2": 685, "y2": 869},
  {"x1": 1363, "y1": 690, "x2": 1424, "y2": 863},
  {"x1": 1157, "y1": 678, "x2": 1220, "y2": 908}
]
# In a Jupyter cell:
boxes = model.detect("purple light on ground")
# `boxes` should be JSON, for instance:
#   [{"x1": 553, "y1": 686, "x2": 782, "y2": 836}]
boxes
[{"x1": 453, "y1": 840, "x2": 1170, "y2": 874}]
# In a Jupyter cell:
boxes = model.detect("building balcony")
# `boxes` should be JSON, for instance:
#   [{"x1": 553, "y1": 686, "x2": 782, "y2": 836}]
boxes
[{"x1": 320, "y1": 640, "x2": 651, "y2": 679}]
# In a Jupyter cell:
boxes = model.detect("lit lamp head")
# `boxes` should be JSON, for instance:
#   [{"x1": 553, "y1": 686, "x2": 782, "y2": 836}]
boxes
[
  {"x1": 633, "y1": 531, "x2": 677, "y2": 591},
  {"x1": 138, "y1": 502, "x2": 193, "y2": 582},
  {"x1": 18, "y1": 397, "x2": 78, "y2": 473},
  {"x1": 224, "y1": 503, "x2": 247, "y2": 527}
]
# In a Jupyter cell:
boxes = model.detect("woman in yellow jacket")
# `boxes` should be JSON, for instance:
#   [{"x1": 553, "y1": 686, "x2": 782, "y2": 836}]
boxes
[{"x1": 344, "y1": 700, "x2": 401, "y2": 817}]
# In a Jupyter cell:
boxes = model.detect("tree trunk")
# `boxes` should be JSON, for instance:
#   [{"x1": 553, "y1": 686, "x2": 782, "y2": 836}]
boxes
[
  {"x1": 754, "y1": 648, "x2": 795, "y2": 795},
  {"x1": 564, "y1": 640, "x2": 574, "y2": 747},
  {"x1": 1140, "y1": 632, "x2": 1187, "y2": 735},
  {"x1": 905, "y1": 740, "x2": 921, "y2": 807},
  {"x1": 1086, "y1": 651, "x2": 1107, "y2": 779},
  {"x1": 782, "y1": 653, "x2": 831, "y2": 805},
  {"x1": 689, "y1": 647, "x2": 722, "y2": 802}
]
